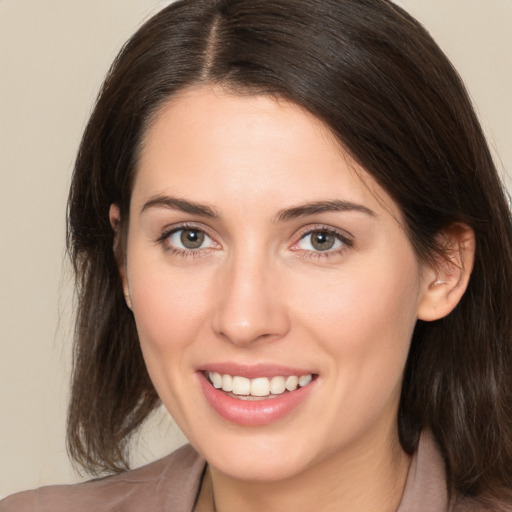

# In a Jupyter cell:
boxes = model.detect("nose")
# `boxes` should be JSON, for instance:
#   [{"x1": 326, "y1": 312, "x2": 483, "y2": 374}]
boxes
[{"x1": 211, "y1": 253, "x2": 290, "y2": 347}]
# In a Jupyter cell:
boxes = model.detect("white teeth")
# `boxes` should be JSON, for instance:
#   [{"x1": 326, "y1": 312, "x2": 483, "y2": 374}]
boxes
[
  {"x1": 232, "y1": 376, "x2": 251, "y2": 395},
  {"x1": 210, "y1": 372, "x2": 222, "y2": 389},
  {"x1": 221, "y1": 374, "x2": 233, "y2": 392},
  {"x1": 298, "y1": 374, "x2": 312, "y2": 387},
  {"x1": 285, "y1": 375, "x2": 299, "y2": 391},
  {"x1": 251, "y1": 377, "x2": 270, "y2": 397},
  {"x1": 207, "y1": 372, "x2": 314, "y2": 397},
  {"x1": 270, "y1": 376, "x2": 286, "y2": 394}
]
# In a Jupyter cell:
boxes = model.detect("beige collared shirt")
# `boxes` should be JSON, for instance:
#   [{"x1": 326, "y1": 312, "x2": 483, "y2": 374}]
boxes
[{"x1": 0, "y1": 432, "x2": 486, "y2": 511}]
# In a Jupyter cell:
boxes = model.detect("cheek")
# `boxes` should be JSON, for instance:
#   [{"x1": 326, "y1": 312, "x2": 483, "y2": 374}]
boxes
[
  {"x1": 288, "y1": 253, "x2": 421, "y2": 391},
  {"x1": 293, "y1": 264, "x2": 420, "y2": 441},
  {"x1": 127, "y1": 256, "x2": 215, "y2": 360},
  {"x1": 126, "y1": 255, "x2": 218, "y2": 431},
  {"x1": 293, "y1": 263, "x2": 419, "y2": 342}
]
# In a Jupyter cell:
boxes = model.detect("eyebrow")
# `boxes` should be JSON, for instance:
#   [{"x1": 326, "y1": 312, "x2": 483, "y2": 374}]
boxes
[
  {"x1": 140, "y1": 195, "x2": 376, "y2": 222},
  {"x1": 275, "y1": 200, "x2": 376, "y2": 222},
  {"x1": 140, "y1": 195, "x2": 219, "y2": 218}
]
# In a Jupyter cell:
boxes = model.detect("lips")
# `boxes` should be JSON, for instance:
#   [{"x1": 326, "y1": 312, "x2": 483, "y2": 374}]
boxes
[{"x1": 198, "y1": 365, "x2": 317, "y2": 425}]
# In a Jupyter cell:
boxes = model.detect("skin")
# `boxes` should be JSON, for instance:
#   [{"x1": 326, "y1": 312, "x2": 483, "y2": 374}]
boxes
[{"x1": 111, "y1": 86, "x2": 474, "y2": 512}]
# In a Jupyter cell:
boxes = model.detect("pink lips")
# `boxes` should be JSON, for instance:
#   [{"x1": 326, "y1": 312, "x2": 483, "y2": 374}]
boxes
[{"x1": 197, "y1": 365, "x2": 316, "y2": 426}]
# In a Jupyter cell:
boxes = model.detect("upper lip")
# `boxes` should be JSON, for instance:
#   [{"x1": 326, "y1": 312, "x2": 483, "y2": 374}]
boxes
[{"x1": 199, "y1": 362, "x2": 317, "y2": 379}]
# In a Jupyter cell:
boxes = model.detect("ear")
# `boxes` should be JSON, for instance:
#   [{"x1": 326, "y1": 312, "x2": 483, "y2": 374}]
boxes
[
  {"x1": 109, "y1": 204, "x2": 132, "y2": 310},
  {"x1": 417, "y1": 223, "x2": 475, "y2": 322}
]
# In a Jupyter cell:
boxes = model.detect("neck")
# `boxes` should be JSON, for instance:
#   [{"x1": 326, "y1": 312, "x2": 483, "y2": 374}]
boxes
[{"x1": 202, "y1": 427, "x2": 411, "y2": 512}]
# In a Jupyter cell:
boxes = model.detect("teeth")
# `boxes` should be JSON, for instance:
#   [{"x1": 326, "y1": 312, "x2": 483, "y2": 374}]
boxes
[
  {"x1": 298, "y1": 374, "x2": 312, "y2": 387},
  {"x1": 285, "y1": 375, "x2": 299, "y2": 391},
  {"x1": 210, "y1": 372, "x2": 222, "y2": 389},
  {"x1": 208, "y1": 372, "x2": 314, "y2": 397},
  {"x1": 270, "y1": 376, "x2": 286, "y2": 394},
  {"x1": 251, "y1": 377, "x2": 270, "y2": 397},
  {"x1": 222, "y1": 374, "x2": 233, "y2": 392},
  {"x1": 232, "y1": 376, "x2": 251, "y2": 395}
]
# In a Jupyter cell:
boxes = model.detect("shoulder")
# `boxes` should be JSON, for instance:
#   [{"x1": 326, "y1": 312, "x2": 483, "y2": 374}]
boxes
[
  {"x1": 398, "y1": 432, "x2": 509, "y2": 512},
  {"x1": 452, "y1": 495, "x2": 512, "y2": 512},
  {"x1": 0, "y1": 444, "x2": 205, "y2": 512}
]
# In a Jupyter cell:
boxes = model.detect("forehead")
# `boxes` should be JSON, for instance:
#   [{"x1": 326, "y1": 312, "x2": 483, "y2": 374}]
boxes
[{"x1": 133, "y1": 85, "x2": 401, "y2": 222}]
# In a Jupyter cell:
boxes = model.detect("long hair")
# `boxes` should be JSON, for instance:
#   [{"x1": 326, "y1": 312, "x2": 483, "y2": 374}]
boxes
[{"x1": 67, "y1": 0, "x2": 512, "y2": 506}]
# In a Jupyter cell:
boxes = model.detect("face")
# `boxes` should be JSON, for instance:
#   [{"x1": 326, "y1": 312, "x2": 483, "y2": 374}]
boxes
[{"x1": 119, "y1": 86, "x2": 433, "y2": 482}]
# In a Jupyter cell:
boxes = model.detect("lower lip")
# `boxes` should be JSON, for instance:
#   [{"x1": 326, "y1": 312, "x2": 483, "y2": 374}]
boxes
[{"x1": 198, "y1": 372, "x2": 315, "y2": 426}]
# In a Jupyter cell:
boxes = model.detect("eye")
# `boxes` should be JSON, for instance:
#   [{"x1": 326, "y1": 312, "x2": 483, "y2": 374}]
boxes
[
  {"x1": 166, "y1": 228, "x2": 215, "y2": 250},
  {"x1": 296, "y1": 229, "x2": 346, "y2": 252}
]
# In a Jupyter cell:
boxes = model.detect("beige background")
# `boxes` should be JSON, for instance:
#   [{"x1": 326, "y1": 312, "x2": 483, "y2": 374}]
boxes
[{"x1": 0, "y1": 0, "x2": 510, "y2": 499}]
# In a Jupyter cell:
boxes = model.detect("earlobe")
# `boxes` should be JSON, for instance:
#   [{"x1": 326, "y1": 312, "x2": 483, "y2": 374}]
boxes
[
  {"x1": 109, "y1": 204, "x2": 132, "y2": 310},
  {"x1": 417, "y1": 223, "x2": 475, "y2": 322}
]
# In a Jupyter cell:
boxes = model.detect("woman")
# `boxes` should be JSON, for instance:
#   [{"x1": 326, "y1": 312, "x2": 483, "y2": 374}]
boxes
[{"x1": 2, "y1": 0, "x2": 511, "y2": 510}]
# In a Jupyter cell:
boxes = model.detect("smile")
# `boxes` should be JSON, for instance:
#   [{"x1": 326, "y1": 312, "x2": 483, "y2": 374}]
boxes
[
  {"x1": 207, "y1": 372, "x2": 314, "y2": 399},
  {"x1": 199, "y1": 368, "x2": 318, "y2": 426}
]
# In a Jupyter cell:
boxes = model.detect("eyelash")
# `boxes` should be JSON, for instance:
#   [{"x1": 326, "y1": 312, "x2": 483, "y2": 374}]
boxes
[
  {"x1": 291, "y1": 225, "x2": 354, "y2": 259},
  {"x1": 156, "y1": 223, "x2": 353, "y2": 260},
  {"x1": 156, "y1": 223, "x2": 217, "y2": 259}
]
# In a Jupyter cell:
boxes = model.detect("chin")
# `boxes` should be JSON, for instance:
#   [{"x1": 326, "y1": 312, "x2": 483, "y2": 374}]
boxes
[
  {"x1": 190, "y1": 425, "x2": 326, "y2": 482},
  {"x1": 210, "y1": 448, "x2": 310, "y2": 482}
]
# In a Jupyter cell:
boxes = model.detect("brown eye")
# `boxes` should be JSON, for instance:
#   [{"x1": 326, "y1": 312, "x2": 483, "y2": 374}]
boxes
[
  {"x1": 179, "y1": 229, "x2": 205, "y2": 249},
  {"x1": 310, "y1": 231, "x2": 336, "y2": 251},
  {"x1": 163, "y1": 227, "x2": 217, "y2": 254},
  {"x1": 296, "y1": 229, "x2": 345, "y2": 253}
]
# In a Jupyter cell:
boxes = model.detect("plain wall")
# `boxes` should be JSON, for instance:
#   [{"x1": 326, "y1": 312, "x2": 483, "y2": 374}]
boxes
[{"x1": 0, "y1": 0, "x2": 510, "y2": 498}]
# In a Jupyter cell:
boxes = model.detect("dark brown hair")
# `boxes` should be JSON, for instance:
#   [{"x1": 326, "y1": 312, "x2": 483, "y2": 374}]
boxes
[{"x1": 67, "y1": 0, "x2": 512, "y2": 507}]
